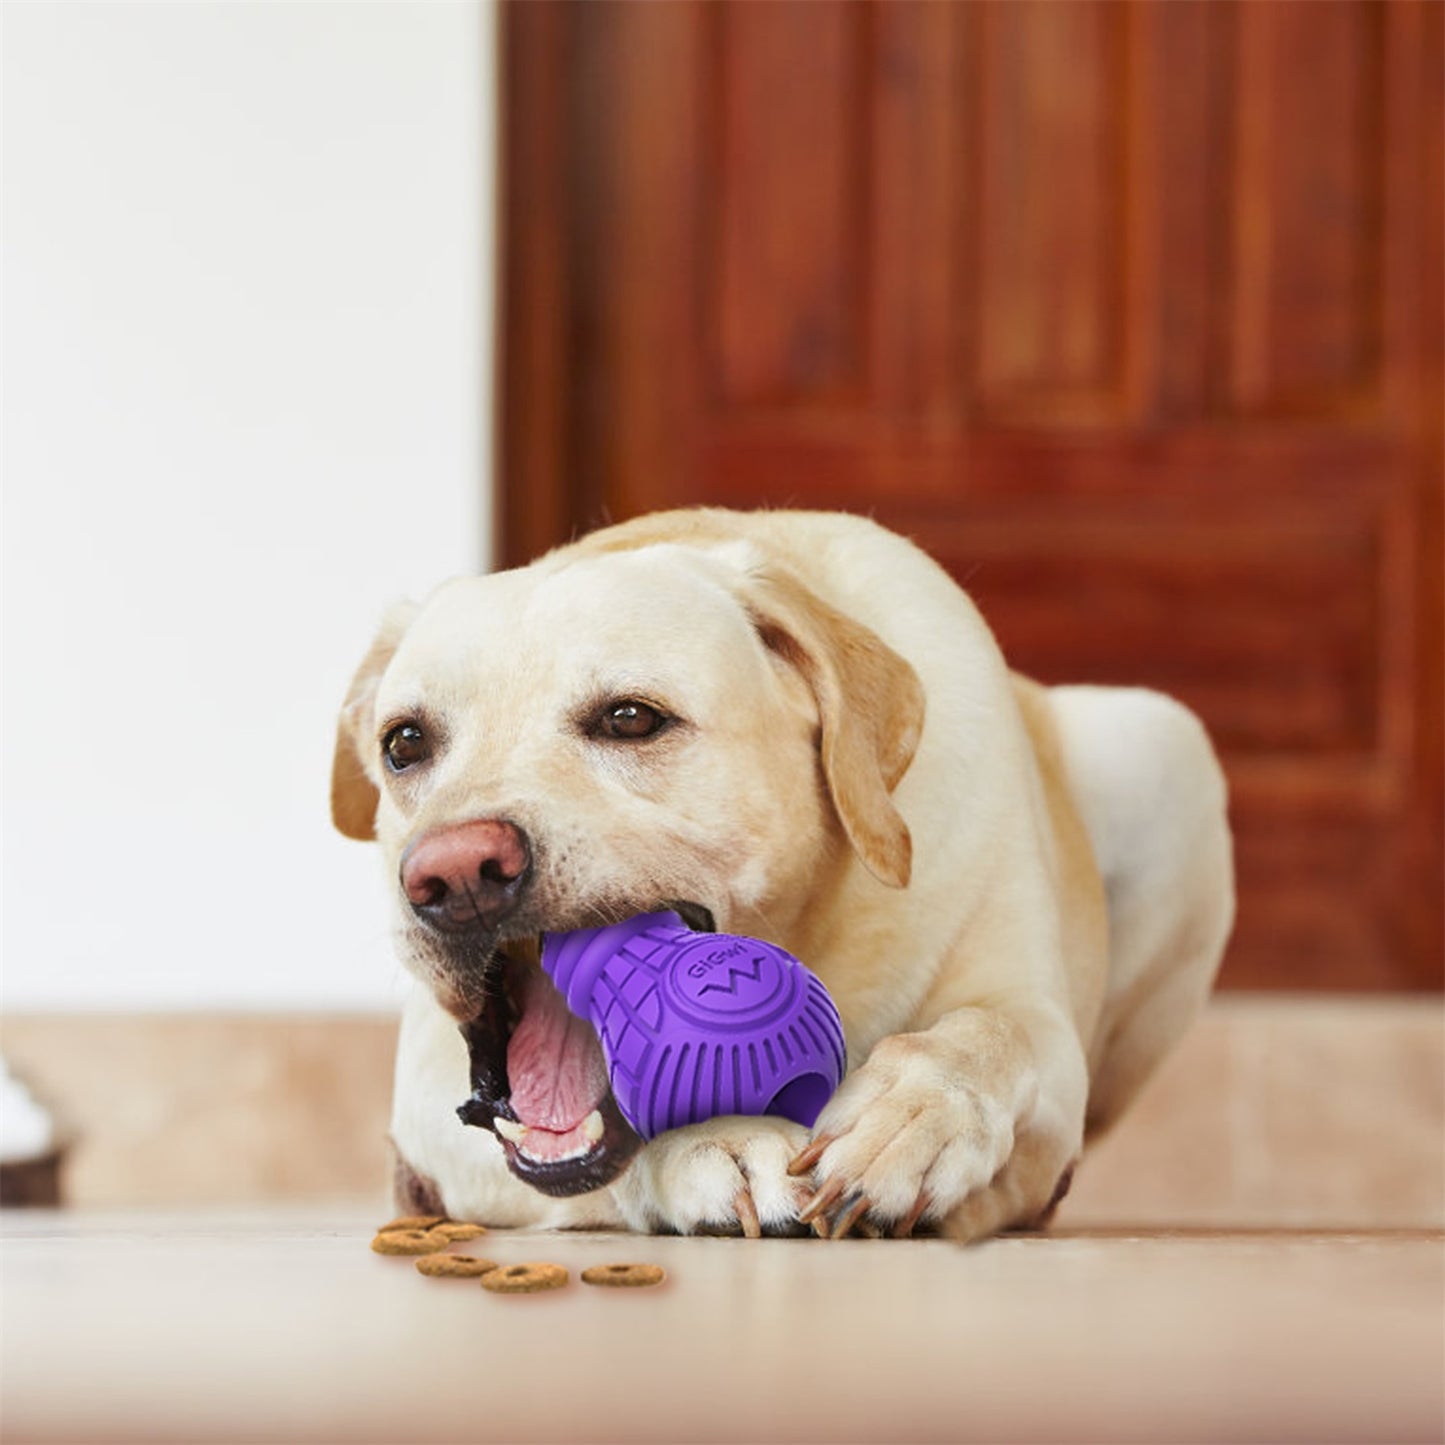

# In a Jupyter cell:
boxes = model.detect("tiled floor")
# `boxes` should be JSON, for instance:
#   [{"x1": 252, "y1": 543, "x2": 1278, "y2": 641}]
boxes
[{"x1": 2, "y1": 1207, "x2": 1440, "y2": 1444}]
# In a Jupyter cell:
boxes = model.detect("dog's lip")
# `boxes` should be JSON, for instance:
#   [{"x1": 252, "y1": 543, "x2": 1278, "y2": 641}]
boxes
[
  {"x1": 491, "y1": 1090, "x2": 642, "y2": 1197},
  {"x1": 488, "y1": 898, "x2": 717, "y2": 945},
  {"x1": 661, "y1": 899, "x2": 716, "y2": 934}
]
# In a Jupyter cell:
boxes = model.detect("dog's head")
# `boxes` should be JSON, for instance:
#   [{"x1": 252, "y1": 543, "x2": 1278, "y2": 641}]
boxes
[{"x1": 331, "y1": 527, "x2": 923, "y2": 1197}]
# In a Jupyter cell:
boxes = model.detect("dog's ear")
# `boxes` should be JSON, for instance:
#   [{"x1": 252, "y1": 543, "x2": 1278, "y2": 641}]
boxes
[
  {"x1": 741, "y1": 565, "x2": 924, "y2": 889},
  {"x1": 331, "y1": 602, "x2": 417, "y2": 841}
]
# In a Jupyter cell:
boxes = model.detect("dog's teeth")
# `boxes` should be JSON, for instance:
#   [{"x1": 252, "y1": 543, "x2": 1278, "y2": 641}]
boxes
[
  {"x1": 583, "y1": 1110, "x2": 605, "y2": 1144},
  {"x1": 494, "y1": 1118, "x2": 528, "y2": 1143}
]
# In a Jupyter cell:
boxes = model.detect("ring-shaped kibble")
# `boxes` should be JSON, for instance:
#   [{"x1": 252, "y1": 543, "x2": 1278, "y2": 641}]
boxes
[
  {"x1": 580, "y1": 1263, "x2": 666, "y2": 1288},
  {"x1": 371, "y1": 1229, "x2": 449, "y2": 1256},
  {"x1": 416, "y1": 1254, "x2": 499, "y2": 1278},
  {"x1": 479, "y1": 1262, "x2": 569, "y2": 1294}
]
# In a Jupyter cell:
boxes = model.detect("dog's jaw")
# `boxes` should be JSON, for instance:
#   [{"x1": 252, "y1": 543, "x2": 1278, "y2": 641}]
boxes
[
  {"x1": 450, "y1": 902, "x2": 716, "y2": 1198},
  {"x1": 455, "y1": 950, "x2": 644, "y2": 1197}
]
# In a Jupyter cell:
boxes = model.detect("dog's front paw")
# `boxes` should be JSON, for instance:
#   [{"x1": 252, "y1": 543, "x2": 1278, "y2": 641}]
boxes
[
  {"x1": 788, "y1": 1032, "x2": 1021, "y2": 1238},
  {"x1": 615, "y1": 1116, "x2": 813, "y2": 1237}
]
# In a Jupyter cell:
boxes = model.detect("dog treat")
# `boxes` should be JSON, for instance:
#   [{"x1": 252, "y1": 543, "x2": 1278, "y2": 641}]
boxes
[
  {"x1": 580, "y1": 1263, "x2": 666, "y2": 1289},
  {"x1": 540, "y1": 911, "x2": 846, "y2": 1138},
  {"x1": 377, "y1": 1214, "x2": 447, "y2": 1234},
  {"x1": 427, "y1": 1221, "x2": 487, "y2": 1242},
  {"x1": 479, "y1": 1262, "x2": 569, "y2": 1294},
  {"x1": 371, "y1": 1229, "x2": 450, "y2": 1256},
  {"x1": 416, "y1": 1254, "x2": 499, "y2": 1278}
]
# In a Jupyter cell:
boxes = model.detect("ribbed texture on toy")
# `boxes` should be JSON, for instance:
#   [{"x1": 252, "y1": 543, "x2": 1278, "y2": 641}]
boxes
[{"x1": 541, "y1": 912, "x2": 846, "y2": 1139}]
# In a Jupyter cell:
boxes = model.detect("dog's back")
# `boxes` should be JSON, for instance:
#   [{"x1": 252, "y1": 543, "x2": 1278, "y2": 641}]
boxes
[{"x1": 1034, "y1": 683, "x2": 1235, "y2": 1132}]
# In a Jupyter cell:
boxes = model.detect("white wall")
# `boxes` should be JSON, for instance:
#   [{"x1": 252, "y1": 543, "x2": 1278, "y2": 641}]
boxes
[{"x1": 2, "y1": 1, "x2": 494, "y2": 1010}]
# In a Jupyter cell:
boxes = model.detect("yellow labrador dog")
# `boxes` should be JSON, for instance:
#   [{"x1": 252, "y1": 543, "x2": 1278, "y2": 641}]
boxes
[{"x1": 332, "y1": 509, "x2": 1234, "y2": 1240}]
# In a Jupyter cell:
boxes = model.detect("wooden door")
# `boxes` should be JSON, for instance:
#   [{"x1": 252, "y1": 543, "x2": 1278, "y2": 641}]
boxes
[{"x1": 498, "y1": 0, "x2": 1443, "y2": 990}]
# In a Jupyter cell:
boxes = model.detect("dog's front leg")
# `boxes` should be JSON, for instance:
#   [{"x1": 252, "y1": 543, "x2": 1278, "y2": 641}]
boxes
[{"x1": 788, "y1": 1001, "x2": 1086, "y2": 1241}]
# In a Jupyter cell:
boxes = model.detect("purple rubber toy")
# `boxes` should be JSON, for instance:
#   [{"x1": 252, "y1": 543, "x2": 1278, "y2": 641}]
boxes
[{"x1": 540, "y1": 912, "x2": 847, "y2": 1140}]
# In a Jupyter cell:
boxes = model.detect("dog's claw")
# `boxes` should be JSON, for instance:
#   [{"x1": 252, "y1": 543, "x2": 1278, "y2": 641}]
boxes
[
  {"x1": 797, "y1": 1174, "x2": 846, "y2": 1224},
  {"x1": 810, "y1": 1215, "x2": 831, "y2": 1239},
  {"x1": 830, "y1": 1193, "x2": 872, "y2": 1240},
  {"x1": 892, "y1": 1190, "x2": 932, "y2": 1239},
  {"x1": 733, "y1": 1187, "x2": 762, "y2": 1240},
  {"x1": 787, "y1": 1135, "x2": 834, "y2": 1178}
]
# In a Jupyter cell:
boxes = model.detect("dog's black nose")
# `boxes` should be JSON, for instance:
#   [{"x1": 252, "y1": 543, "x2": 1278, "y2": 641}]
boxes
[{"x1": 399, "y1": 818, "x2": 533, "y2": 934}]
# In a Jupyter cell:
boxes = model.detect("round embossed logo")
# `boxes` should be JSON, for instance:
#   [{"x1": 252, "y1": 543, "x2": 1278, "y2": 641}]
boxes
[{"x1": 663, "y1": 935, "x2": 796, "y2": 1029}]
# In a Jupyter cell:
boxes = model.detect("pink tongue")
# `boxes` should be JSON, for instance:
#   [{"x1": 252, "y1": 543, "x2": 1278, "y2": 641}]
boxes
[{"x1": 507, "y1": 966, "x2": 610, "y2": 1131}]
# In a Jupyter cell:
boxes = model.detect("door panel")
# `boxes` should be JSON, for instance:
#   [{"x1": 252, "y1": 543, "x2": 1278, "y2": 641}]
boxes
[
  {"x1": 499, "y1": 0, "x2": 1443, "y2": 989},
  {"x1": 973, "y1": 1, "x2": 1129, "y2": 412}
]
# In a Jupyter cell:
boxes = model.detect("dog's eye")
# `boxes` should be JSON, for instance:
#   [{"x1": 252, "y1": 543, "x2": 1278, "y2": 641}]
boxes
[
  {"x1": 597, "y1": 701, "x2": 668, "y2": 741},
  {"x1": 382, "y1": 722, "x2": 431, "y2": 772}
]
